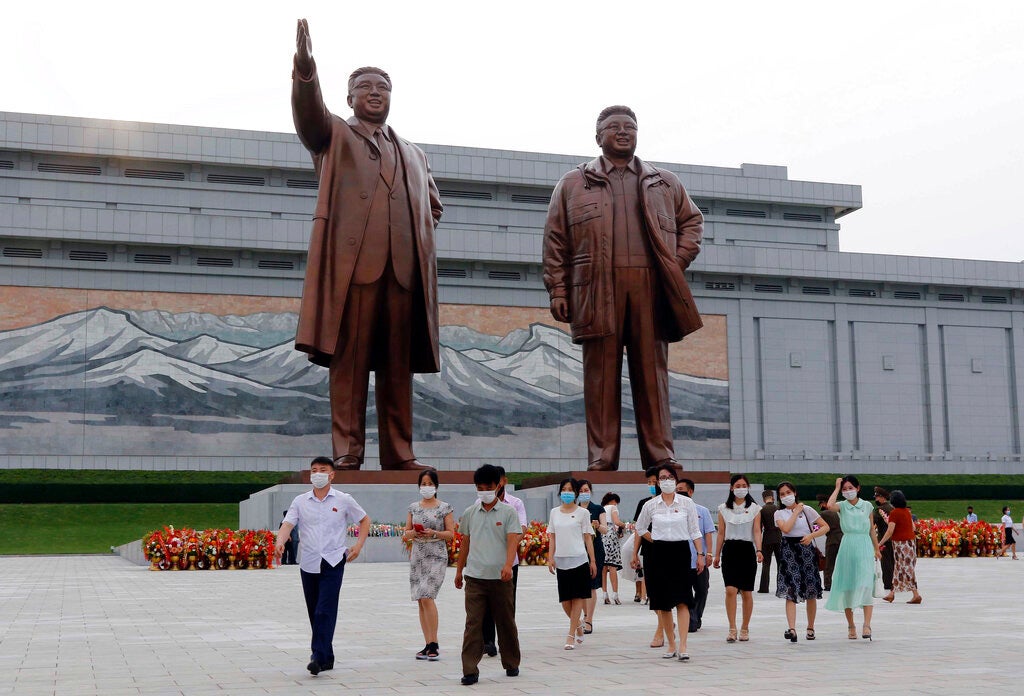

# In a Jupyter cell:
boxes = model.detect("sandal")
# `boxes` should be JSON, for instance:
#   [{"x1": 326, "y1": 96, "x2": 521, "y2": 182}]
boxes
[
  {"x1": 426, "y1": 642, "x2": 439, "y2": 661},
  {"x1": 575, "y1": 624, "x2": 584, "y2": 644},
  {"x1": 603, "y1": 595, "x2": 610, "y2": 605},
  {"x1": 415, "y1": 644, "x2": 429, "y2": 660},
  {"x1": 677, "y1": 653, "x2": 690, "y2": 662},
  {"x1": 613, "y1": 594, "x2": 621, "y2": 605},
  {"x1": 806, "y1": 628, "x2": 815, "y2": 641},
  {"x1": 784, "y1": 628, "x2": 797, "y2": 643},
  {"x1": 634, "y1": 594, "x2": 641, "y2": 603},
  {"x1": 883, "y1": 593, "x2": 894, "y2": 603},
  {"x1": 650, "y1": 640, "x2": 664, "y2": 649},
  {"x1": 862, "y1": 625, "x2": 872, "y2": 641},
  {"x1": 564, "y1": 635, "x2": 575, "y2": 650},
  {"x1": 583, "y1": 620, "x2": 593, "y2": 635},
  {"x1": 738, "y1": 629, "x2": 749, "y2": 642},
  {"x1": 848, "y1": 626, "x2": 857, "y2": 640},
  {"x1": 726, "y1": 628, "x2": 737, "y2": 643}
]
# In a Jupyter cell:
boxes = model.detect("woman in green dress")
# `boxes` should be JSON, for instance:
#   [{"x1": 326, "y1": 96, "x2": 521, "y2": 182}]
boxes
[{"x1": 824, "y1": 475, "x2": 881, "y2": 640}]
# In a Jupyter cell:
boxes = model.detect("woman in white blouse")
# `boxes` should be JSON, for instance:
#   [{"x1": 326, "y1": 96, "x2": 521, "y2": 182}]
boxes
[
  {"x1": 712, "y1": 474, "x2": 763, "y2": 643},
  {"x1": 630, "y1": 464, "x2": 706, "y2": 662},
  {"x1": 774, "y1": 481, "x2": 829, "y2": 642},
  {"x1": 547, "y1": 478, "x2": 597, "y2": 650}
]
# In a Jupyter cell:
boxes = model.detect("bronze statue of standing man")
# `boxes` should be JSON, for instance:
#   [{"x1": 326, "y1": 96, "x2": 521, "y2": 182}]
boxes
[
  {"x1": 543, "y1": 106, "x2": 703, "y2": 471},
  {"x1": 291, "y1": 19, "x2": 443, "y2": 471}
]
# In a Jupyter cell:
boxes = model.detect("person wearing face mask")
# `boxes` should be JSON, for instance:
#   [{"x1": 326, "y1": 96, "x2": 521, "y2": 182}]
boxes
[
  {"x1": 773, "y1": 481, "x2": 828, "y2": 643},
  {"x1": 628, "y1": 466, "x2": 661, "y2": 604},
  {"x1": 824, "y1": 475, "x2": 881, "y2": 641},
  {"x1": 403, "y1": 469, "x2": 455, "y2": 661},
  {"x1": 455, "y1": 464, "x2": 522, "y2": 685},
  {"x1": 878, "y1": 490, "x2": 922, "y2": 604},
  {"x1": 631, "y1": 464, "x2": 706, "y2": 661},
  {"x1": 713, "y1": 474, "x2": 763, "y2": 643},
  {"x1": 576, "y1": 480, "x2": 608, "y2": 635},
  {"x1": 274, "y1": 456, "x2": 370, "y2": 676},
  {"x1": 998, "y1": 505, "x2": 1017, "y2": 558},
  {"x1": 547, "y1": 478, "x2": 598, "y2": 650},
  {"x1": 480, "y1": 467, "x2": 528, "y2": 658}
]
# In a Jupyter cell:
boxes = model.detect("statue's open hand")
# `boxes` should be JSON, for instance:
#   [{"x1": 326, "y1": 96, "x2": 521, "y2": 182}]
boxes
[
  {"x1": 550, "y1": 298, "x2": 570, "y2": 323},
  {"x1": 296, "y1": 18, "x2": 313, "y2": 72}
]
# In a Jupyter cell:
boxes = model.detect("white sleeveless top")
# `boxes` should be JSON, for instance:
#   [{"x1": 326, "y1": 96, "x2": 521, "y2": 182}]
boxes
[{"x1": 718, "y1": 502, "x2": 761, "y2": 542}]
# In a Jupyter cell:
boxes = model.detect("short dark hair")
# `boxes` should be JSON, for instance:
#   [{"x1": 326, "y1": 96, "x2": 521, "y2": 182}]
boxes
[
  {"x1": 310, "y1": 456, "x2": 334, "y2": 468},
  {"x1": 655, "y1": 463, "x2": 678, "y2": 482},
  {"x1": 495, "y1": 466, "x2": 507, "y2": 478},
  {"x1": 644, "y1": 466, "x2": 660, "y2": 479},
  {"x1": 473, "y1": 464, "x2": 502, "y2": 486},
  {"x1": 596, "y1": 105, "x2": 637, "y2": 132},
  {"x1": 419, "y1": 470, "x2": 439, "y2": 488},
  {"x1": 559, "y1": 477, "x2": 580, "y2": 494},
  {"x1": 577, "y1": 478, "x2": 592, "y2": 493},
  {"x1": 762, "y1": 490, "x2": 775, "y2": 502},
  {"x1": 968, "y1": 506, "x2": 974, "y2": 511},
  {"x1": 681, "y1": 478, "x2": 695, "y2": 492},
  {"x1": 601, "y1": 492, "x2": 620, "y2": 506},
  {"x1": 841, "y1": 474, "x2": 861, "y2": 490},
  {"x1": 776, "y1": 480, "x2": 799, "y2": 503},
  {"x1": 874, "y1": 486, "x2": 889, "y2": 499},
  {"x1": 348, "y1": 66, "x2": 392, "y2": 92},
  {"x1": 890, "y1": 490, "x2": 907, "y2": 508}
]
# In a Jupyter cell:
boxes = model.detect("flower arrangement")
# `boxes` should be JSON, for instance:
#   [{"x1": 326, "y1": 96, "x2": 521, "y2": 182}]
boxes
[
  {"x1": 142, "y1": 526, "x2": 276, "y2": 570},
  {"x1": 519, "y1": 520, "x2": 549, "y2": 566},
  {"x1": 914, "y1": 519, "x2": 1003, "y2": 558}
]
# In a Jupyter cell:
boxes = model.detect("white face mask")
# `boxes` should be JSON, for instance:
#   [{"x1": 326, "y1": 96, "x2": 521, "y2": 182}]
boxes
[
  {"x1": 659, "y1": 480, "x2": 676, "y2": 494},
  {"x1": 842, "y1": 489, "x2": 858, "y2": 501},
  {"x1": 310, "y1": 472, "x2": 330, "y2": 489},
  {"x1": 733, "y1": 488, "x2": 749, "y2": 499},
  {"x1": 780, "y1": 494, "x2": 796, "y2": 507},
  {"x1": 419, "y1": 486, "x2": 436, "y2": 499},
  {"x1": 477, "y1": 490, "x2": 496, "y2": 505}
]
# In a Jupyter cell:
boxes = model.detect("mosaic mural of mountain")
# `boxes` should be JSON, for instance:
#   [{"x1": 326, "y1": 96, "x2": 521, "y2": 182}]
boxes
[{"x1": 0, "y1": 307, "x2": 729, "y2": 458}]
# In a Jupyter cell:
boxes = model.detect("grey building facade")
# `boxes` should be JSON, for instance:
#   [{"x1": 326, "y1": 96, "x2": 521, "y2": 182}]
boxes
[{"x1": 1, "y1": 111, "x2": 1022, "y2": 474}]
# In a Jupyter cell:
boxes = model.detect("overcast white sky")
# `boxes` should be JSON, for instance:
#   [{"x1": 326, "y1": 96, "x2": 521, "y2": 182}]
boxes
[{"x1": 3, "y1": 1, "x2": 1023, "y2": 262}]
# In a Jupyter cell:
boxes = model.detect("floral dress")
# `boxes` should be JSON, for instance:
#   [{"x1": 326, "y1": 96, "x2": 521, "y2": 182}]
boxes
[
  {"x1": 408, "y1": 500, "x2": 453, "y2": 600},
  {"x1": 602, "y1": 504, "x2": 623, "y2": 569}
]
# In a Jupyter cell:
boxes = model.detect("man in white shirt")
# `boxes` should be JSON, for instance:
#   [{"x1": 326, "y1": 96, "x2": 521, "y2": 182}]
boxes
[
  {"x1": 679, "y1": 478, "x2": 715, "y2": 632},
  {"x1": 482, "y1": 466, "x2": 529, "y2": 657},
  {"x1": 966, "y1": 507, "x2": 978, "y2": 523},
  {"x1": 275, "y1": 456, "x2": 371, "y2": 676}
]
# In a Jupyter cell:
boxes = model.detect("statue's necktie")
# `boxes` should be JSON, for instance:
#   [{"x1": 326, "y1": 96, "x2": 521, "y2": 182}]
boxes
[{"x1": 374, "y1": 128, "x2": 396, "y2": 188}]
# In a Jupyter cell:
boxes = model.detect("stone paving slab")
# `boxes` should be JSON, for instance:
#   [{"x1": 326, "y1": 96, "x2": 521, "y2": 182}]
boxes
[{"x1": 0, "y1": 555, "x2": 1022, "y2": 695}]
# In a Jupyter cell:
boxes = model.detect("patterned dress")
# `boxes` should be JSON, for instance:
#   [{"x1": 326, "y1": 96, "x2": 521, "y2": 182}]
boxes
[
  {"x1": 602, "y1": 504, "x2": 623, "y2": 569},
  {"x1": 408, "y1": 500, "x2": 454, "y2": 600}
]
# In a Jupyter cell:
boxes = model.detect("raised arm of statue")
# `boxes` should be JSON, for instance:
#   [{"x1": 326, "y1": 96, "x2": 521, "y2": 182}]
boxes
[{"x1": 291, "y1": 18, "x2": 332, "y2": 154}]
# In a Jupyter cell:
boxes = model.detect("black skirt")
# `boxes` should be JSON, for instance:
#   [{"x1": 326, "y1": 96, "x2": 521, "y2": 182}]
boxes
[
  {"x1": 1006, "y1": 527, "x2": 1016, "y2": 545},
  {"x1": 556, "y1": 562, "x2": 592, "y2": 603},
  {"x1": 721, "y1": 539, "x2": 757, "y2": 591},
  {"x1": 643, "y1": 540, "x2": 694, "y2": 611}
]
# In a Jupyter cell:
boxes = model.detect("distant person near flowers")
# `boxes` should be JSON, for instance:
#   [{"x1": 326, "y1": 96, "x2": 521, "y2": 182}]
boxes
[
  {"x1": 999, "y1": 506, "x2": 1018, "y2": 559},
  {"x1": 454, "y1": 464, "x2": 522, "y2": 686},
  {"x1": 824, "y1": 475, "x2": 880, "y2": 641},
  {"x1": 274, "y1": 456, "x2": 370, "y2": 676},
  {"x1": 877, "y1": 490, "x2": 922, "y2": 604},
  {"x1": 966, "y1": 506, "x2": 978, "y2": 524},
  {"x1": 403, "y1": 469, "x2": 455, "y2": 661},
  {"x1": 481, "y1": 466, "x2": 528, "y2": 659}
]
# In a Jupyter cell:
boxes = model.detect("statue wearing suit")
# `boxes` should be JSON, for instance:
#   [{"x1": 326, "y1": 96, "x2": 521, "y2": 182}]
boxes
[
  {"x1": 291, "y1": 19, "x2": 443, "y2": 470},
  {"x1": 543, "y1": 105, "x2": 703, "y2": 471}
]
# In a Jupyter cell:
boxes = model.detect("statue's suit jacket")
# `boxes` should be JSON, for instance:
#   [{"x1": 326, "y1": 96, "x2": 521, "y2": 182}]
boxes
[{"x1": 292, "y1": 60, "x2": 443, "y2": 370}]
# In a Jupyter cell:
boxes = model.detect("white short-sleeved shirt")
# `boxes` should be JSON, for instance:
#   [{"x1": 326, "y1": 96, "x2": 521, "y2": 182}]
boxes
[
  {"x1": 1003, "y1": 514, "x2": 1014, "y2": 528},
  {"x1": 502, "y1": 492, "x2": 529, "y2": 566},
  {"x1": 285, "y1": 487, "x2": 367, "y2": 574},
  {"x1": 719, "y1": 502, "x2": 762, "y2": 542},
  {"x1": 548, "y1": 506, "x2": 594, "y2": 569},
  {"x1": 635, "y1": 494, "x2": 703, "y2": 542},
  {"x1": 775, "y1": 505, "x2": 821, "y2": 538}
]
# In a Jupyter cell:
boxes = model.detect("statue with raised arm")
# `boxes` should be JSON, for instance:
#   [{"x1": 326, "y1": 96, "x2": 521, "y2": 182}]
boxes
[
  {"x1": 542, "y1": 105, "x2": 704, "y2": 471},
  {"x1": 291, "y1": 18, "x2": 443, "y2": 471}
]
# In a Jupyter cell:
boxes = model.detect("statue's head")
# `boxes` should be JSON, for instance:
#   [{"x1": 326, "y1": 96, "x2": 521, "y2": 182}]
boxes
[
  {"x1": 595, "y1": 105, "x2": 638, "y2": 160},
  {"x1": 347, "y1": 66, "x2": 392, "y2": 125}
]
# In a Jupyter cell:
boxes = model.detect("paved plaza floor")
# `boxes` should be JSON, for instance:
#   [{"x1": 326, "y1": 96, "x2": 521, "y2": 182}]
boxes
[{"x1": 0, "y1": 554, "x2": 1021, "y2": 695}]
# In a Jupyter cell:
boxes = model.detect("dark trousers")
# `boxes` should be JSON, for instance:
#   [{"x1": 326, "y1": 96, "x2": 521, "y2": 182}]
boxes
[
  {"x1": 282, "y1": 540, "x2": 296, "y2": 565},
  {"x1": 880, "y1": 542, "x2": 895, "y2": 590},
  {"x1": 482, "y1": 564, "x2": 518, "y2": 645},
  {"x1": 329, "y1": 262, "x2": 415, "y2": 468},
  {"x1": 300, "y1": 556, "x2": 346, "y2": 664},
  {"x1": 462, "y1": 577, "x2": 520, "y2": 677},
  {"x1": 759, "y1": 540, "x2": 782, "y2": 592},
  {"x1": 823, "y1": 543, "x2": 841, "y2": 590},
  {"x1": 582, "y1": 269, "x2": 674, "y2": 470},
  {"x1": 689, "y1": 567, "x2": 710, "y2": 630}
]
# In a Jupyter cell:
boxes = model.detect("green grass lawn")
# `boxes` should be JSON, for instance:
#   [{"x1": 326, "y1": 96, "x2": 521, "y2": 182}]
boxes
[
  {"x1": 0, "y1": 503, "x2": 238, "y2": 555},
  {"x1": 902, "y1": 500, "x2": 1020, "y2": 524}
]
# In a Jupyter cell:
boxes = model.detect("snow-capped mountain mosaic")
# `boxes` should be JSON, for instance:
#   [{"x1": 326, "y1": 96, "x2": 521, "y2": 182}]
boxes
[{"x1": 0, "y1": 307, "x2": 729, "y2": 459}]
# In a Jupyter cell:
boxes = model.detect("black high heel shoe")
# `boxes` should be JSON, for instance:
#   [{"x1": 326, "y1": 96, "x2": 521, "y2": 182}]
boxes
[
  {"x1": 862, "y1": 625, "x2": 872, "y2": 641},
  {"x1": 784, "y1": 628, "x2": 798, "y2": 643}
]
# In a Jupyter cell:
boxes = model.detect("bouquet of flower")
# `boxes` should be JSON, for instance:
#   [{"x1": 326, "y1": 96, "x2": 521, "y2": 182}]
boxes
[
  {"x1": 519, "y1": 520, "x2": 549, "y2": 566},
  {"x1": 914, "y1": 519, "x2": 1002, "y2": 557}
]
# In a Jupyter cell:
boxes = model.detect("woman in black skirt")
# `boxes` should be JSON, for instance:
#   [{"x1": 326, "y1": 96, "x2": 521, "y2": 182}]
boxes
[
  {"x1": 712, "y1": 474, "x2": 763, "y2": 643},
  {"x1": 630, "y1": 464, "x2": 706, "y2": 661},
  {"x1": 773, "y1": 481, "x2": 829, "y2": 642},
  {"x1": 547, "y1": 478, "x2": 597, "y2": 650}
]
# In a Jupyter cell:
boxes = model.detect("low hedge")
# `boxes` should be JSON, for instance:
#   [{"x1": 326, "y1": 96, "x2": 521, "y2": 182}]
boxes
[{"x1": 0, "y1": 483, "x2": 268, "y2": 504}]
